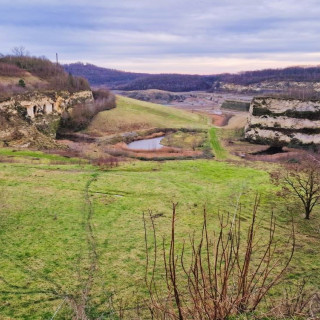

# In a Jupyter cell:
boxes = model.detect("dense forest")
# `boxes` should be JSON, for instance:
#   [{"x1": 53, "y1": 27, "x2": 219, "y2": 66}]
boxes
[{"x1": 64, "y1": 62, "x2": 320, "y2": 92}]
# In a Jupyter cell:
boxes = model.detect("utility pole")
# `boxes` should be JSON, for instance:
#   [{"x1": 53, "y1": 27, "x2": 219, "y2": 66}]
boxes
[{"x1": 56, "y1": 53, "x2": 59, "y2": 65}]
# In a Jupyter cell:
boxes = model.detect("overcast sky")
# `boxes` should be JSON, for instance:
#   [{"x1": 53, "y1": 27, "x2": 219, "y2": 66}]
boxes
[{"x1": 1, "y1": 0, "x2": 320, "y2": 74}]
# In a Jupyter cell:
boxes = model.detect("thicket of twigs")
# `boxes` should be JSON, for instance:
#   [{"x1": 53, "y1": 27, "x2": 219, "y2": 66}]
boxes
[
  {"x1": 61, "y1": 89, "x2": 116, "y2": 131},
  {"x1": 143, "y1": 197, "x2": 297, "y2": 319}
]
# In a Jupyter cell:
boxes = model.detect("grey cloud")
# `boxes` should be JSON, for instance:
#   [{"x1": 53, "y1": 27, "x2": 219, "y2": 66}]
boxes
[{"x1": 1, "y1": 0, "x2": 320, "y2": 72}]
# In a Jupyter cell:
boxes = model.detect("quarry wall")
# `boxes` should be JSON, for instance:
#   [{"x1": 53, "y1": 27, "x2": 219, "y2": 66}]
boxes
[
  {"x1": 245, "y1": 97, "x2": 320, "y2": 146},
  {"x1": 0, "y1": 90, "x2": 93, "y2": 148}
]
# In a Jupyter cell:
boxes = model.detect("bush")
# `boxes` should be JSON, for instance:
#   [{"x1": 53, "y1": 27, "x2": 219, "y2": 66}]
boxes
[
  {"x1": 18, "y1": 79, "x2": 26, "y2": 87},
  {"x1": 144, "y1": 198, "x2": 295, "y2": 319},
  {"x1": 0, "y1": 62, "x2": 25, "y2": 77},
  {"x1": 62, "y1": 89, "x2": 116, "y2": 131}
]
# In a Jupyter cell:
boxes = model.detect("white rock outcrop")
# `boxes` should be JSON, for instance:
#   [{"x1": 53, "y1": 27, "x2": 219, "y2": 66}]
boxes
[
  {"x1": 0, "y1": 90, "x2": 93, "y2": 148},
  {"x1": 245, "y1": 97, "x2": 320, "y2": 146}
]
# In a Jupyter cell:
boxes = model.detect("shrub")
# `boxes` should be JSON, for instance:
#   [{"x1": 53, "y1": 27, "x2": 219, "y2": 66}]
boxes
[
  {"x1": 143, "y1": 197, "x2": 295, "y2": 319},
  {"x1": 62, "y1": 89, "x2": 116, "y2": 131},
  {"x1": 0, "y1": 62, "x2": 24, "y2": 77},
  {"x1": 18, "y1": 79, "x2": 26, "y2": 87}
]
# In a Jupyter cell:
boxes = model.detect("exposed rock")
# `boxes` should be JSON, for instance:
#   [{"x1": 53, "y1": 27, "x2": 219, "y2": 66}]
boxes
[
  {"x1": 216, "y1": 81, "x2": 320, "y2": 94},
  {"x1": 245, "y1": 97, "x2": 320, "y2": 147},
  {"x1": 0, "y1": 90, "x2": 93, "y2": 149}
]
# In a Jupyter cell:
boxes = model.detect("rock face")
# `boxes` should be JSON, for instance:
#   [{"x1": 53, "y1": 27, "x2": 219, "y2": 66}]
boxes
[
  {"x1": 245, "y1": 97, "x2": 320, "y2": 147},
  {"x1": 0, "y1": 90, "x2": 93, "y2": 149},
  {"x1": 214, "y1": 81, "x2": 320, "y2": 94}
]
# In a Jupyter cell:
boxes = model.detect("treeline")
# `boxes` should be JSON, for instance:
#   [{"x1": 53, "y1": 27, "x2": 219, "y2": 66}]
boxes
[
  {"x1": 216, "y1": 66, "x2": 320, "y2": 85},
  {"x1": 0, "y1": 62, "x2": 25, "y2": 77},
  {"x1": 63, "y1": 63, "x2": 216, "y2": 91},
  {"x1": 64, "y1": 63, "x2": 145, "y2": 87},
  {"x1": 117, "y1": 74, "x2": 216, "y2": 92},
  {"x1": 0, "y1": 54, "x2": 90, "y2": 99},
  {"x1": 64, "y1": 62, "x2": 320, "y2": 92}
]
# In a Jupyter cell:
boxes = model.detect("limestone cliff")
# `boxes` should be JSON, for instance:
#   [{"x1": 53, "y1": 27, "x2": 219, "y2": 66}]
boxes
[
  {"x1": 214, "y1": 81, "x2": 320, "y2": 94},
  {"x1": 245, "y1": 97, "x2": 320, "y2": 147},
  {"x1": 0, "y1": 90, "x2": 93, "y2": 149}
]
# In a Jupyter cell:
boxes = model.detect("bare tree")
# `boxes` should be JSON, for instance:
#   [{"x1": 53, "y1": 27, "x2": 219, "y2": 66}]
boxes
[
  {"x1": 143, "y1": 197, "x2": 295, "y2": 319},
  {"x1": 271, "y1": 157, "x2": 320, "y2": 219},
  {"x1": 11, "y1": 46, "x2": 29, "y2": 57}
]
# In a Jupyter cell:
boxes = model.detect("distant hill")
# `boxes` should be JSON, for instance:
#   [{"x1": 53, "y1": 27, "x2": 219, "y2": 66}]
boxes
[
  {"x1": 218, "y1": 66, "x2": 320, "y2": 85},
  {"x1": 64, "y1": 63, "x2": 217, "y2": 91},
  {"x1": 64, "y1": 63, "x2": 147, "y2": 87},
  {"x1": 116, "y1": 74, "x2": 216, "y2": 92},
  {"x1": 64, "y1": 62, "x2": 320, "y2": 93}
]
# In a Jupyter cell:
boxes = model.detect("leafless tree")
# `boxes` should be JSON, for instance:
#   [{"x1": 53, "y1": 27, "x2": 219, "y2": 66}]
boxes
[
  {"x1": 143, "y1": 197, "x2": 295, "y2": 319},
  {"x1": 11, "y1": 46, "x2": 29, "y2": 57},
  {"x1": 271, "y1": 156, "x2": 320, "y2": 219}
]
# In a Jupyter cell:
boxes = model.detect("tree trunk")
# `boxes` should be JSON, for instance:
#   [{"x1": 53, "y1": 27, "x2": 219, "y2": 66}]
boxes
[{"x1": 305, "y1": 208, "x2": 311, "y2": 219}]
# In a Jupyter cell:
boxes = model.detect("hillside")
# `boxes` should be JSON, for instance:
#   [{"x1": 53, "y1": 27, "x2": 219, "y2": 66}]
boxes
[
  {"x1": 0, "y1": 55, "x2": 90, "y2": 99},
  {"x1": 64, "y1": 62, "x2": 320, "y2": 93},
  {"x1": 64, "y1": 62, "x2": 146, "y2": 87},
  {"x1": 218, "y1": 66, "x2": 320, "y2": 85},
  {"x1": 87, "y1": 95, "x2": 209, "y2": 135},
  {"x1": 116, "y1": 73, "x2": 215, "y2": 92},
  {"x1": 64, "y1": 63, "x2": 216, "y2": 92}
]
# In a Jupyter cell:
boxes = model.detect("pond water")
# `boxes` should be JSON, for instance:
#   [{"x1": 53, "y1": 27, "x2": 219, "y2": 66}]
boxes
[{"x1": 127, "y1": 136, "x2": 165, "y2": 150}]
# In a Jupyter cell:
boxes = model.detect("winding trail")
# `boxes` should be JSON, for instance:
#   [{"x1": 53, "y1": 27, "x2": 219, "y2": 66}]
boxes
[{"x1": 83, "y1": 174, "x2": 99, "y2": 296}]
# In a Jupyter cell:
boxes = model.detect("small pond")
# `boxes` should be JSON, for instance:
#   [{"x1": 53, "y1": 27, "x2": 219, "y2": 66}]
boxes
[{"x1": 127, "y1": 136, "x2": 165, "y2": 150}]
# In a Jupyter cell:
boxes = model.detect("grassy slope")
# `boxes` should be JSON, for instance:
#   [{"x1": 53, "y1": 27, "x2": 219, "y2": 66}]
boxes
[
  {"x1": 0, "y1": 151, "x2": 319, "y2": 318},
  {"x1": 0, "y1": 72, "x2": 46, "y2": 86},
  {"x1": 87, "y1": 95, "x2": 209, "y2": 135}
]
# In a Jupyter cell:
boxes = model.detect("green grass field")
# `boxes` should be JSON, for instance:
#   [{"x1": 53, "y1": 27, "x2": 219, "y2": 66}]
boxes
[
  {"x1": 209, "y1": 127, "x2": 228, "y2": 159},
  {"x1": 1, "y1": 97, "x2": 320, "y2": 319},
  {"x1": 0, "y1": 150, "x2": 320, "y2": 319},
  {"x1": 87, "y1": 95, "x2": 209, "y2": 135}
]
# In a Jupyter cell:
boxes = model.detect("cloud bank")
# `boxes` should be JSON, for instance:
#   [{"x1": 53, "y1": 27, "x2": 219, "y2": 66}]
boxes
[{"x1": 1, "y1": 0, "x2": 320, "y2": 73}]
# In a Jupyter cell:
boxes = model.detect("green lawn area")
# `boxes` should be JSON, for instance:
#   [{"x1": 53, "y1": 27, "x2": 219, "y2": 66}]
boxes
[
  {"x1": 87, "y1": 95, "x2": 209, "y2": 135},
  {"x1": 209, "y1": 127, "x2": 228, "y2": 159},
  {"x1": 0, "y1": 148, "x2": 83, "y2": 164},
  {"x1": 0, "y1": 152, "x2": 319, "y2": 318}
]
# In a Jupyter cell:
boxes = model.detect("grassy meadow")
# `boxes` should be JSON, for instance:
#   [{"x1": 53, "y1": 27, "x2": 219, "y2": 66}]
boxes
[
  {"x1": 0, "y1": 97, "x2": 320, "y2": 319},
  {"x1": 0, "y1": 149, "x2": 320, "y2": 318}
]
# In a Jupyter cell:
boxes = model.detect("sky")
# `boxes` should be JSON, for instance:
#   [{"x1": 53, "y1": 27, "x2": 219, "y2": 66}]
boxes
[{"x1": 1, "y1": 0, "x2": 320, "y2": 74}]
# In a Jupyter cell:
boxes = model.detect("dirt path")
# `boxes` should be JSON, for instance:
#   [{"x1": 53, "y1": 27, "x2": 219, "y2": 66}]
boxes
[{"x1": 69, "y1": 173, "x2": 99, "y2": 320}]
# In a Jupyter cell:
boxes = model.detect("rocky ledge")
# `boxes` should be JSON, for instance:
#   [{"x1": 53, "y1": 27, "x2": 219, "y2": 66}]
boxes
[{"x1": 0, "y1": 90, "x2": 93, "y2": 149}]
